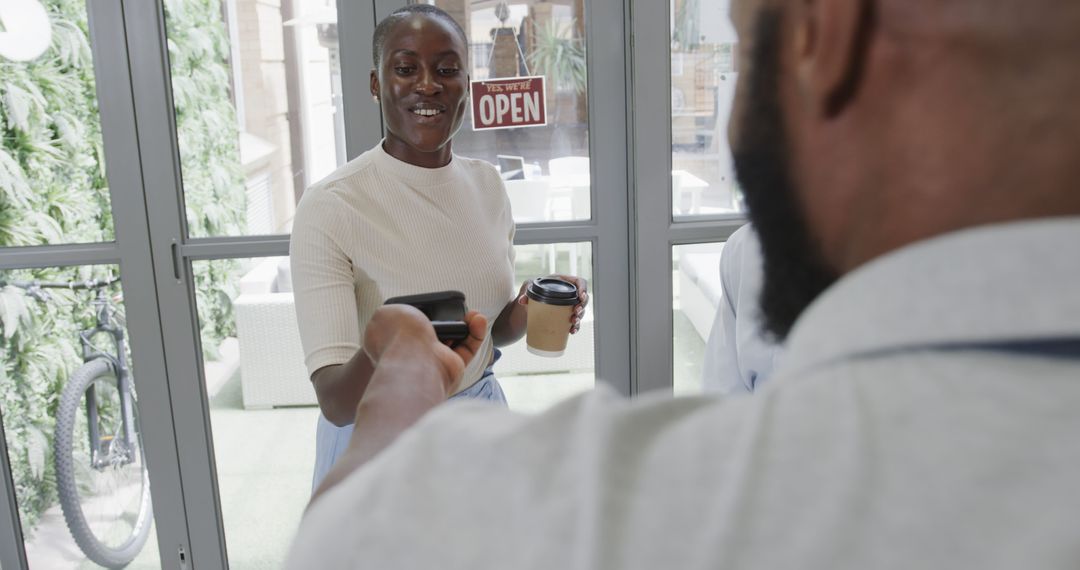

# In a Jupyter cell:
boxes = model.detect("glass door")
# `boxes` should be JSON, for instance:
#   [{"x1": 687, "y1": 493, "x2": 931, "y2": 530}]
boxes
[
  {"x1": 668, "y1": 0, "x2": 745, "y2": 395},
  {"x1": 631, "y1": 0, "x2": 746, "y2": 394},
  {"x1": 122, "y1": 0, "x2": 629, "y2": 567},
  {"x1": 122, "y1": 0, "x2": 344, "y2": 566},
  {"x1": 408, "y1": 0, "x2": 599, "y2": 408},
  {"x1": 391, "y1": 0, "x2": 631, "y2": 407},
  {"x1": 0, "y1": 1, "x2": 189, "y2": 568}
]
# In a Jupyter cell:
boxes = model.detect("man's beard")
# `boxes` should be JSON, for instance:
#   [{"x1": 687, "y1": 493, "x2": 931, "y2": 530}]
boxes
[{"x1": 731, "y1": 10, "x2": 839, "y2": 341}]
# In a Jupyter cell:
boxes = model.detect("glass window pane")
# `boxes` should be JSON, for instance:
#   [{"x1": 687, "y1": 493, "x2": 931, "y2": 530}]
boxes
[
  {"x1": 411, "y1": 0, "x2": 592, "y2": 224},
  {"x1": 165, "y1": 0, "x2": 343, "y2": 237},
  {"x1": 499, "y1": 242, "x2": 594, "y2": 412},
  {"x1": 672, "y1": 242, "x2": 725, "y2": 396},
  {"x1": 1, "y1": 265, "x2": 160, "y2": 569},
  {"x1": 670, "y1": 0, "x2": 744, "y2": 218},
  {"x1": 194, "y1": 256, "x2": 317, "y2": 568},
  {"x1": 0, "y1": 1, "x2": 116, "y2": 245}
]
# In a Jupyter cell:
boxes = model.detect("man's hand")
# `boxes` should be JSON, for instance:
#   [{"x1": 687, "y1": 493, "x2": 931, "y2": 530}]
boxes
[
  {"x1": 362, "y1": 304, "x2": 459, "y2": 396},
  {"x1": 363, "y1": 305, "x2": 488, "y2": 397},
  {"x1": 311, "y1": 307, "x2": 488, "y2": 504}
]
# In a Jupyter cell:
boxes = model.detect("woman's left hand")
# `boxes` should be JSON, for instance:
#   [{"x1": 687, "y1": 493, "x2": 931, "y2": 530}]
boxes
[{"x1": 517, "y1": 274, "x2": 589, "y2": 334}]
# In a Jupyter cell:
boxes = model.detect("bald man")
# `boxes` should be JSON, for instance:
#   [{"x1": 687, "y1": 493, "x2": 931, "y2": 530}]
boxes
[{"x1": 287, "y1": 1, "x2": 1080, "y2": 568}]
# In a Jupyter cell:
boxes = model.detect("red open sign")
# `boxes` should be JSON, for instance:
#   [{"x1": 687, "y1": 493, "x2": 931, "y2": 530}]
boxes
[{"x1": 470, "y1": 76, "x2": 547, "y2": 131}]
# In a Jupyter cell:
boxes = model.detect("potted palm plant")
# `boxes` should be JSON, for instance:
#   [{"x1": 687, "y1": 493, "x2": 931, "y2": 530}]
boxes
[
  {"x1": 526, "y1": 17, "x2": 587, "y2": 154},
  {"x1": 527, "y1": 18, "x2": 586, "y2": 118}
]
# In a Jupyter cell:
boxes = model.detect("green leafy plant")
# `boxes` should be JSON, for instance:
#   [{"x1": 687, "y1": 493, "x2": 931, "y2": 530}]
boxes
[
  {"x1": 672, "y1": 0, "x2": 701, "y2": 51},
  {"x1": 0, "y1": 0, "x2": 245, "y2": 533},
  {"x1": 163, "y1": 0, "x2": 246, "y2": 356},
  {"x1": 527, "y1": 19, "x2": 587, "y2": 96}
]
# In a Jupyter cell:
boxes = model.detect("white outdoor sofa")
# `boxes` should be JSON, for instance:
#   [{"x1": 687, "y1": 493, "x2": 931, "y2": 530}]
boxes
[{"x1": 234, "y1": 258, "x2": 317, "y2": 409}]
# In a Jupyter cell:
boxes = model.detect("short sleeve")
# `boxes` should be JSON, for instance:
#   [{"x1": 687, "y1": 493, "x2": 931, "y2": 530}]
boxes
[{"x1": 290, "y1": 189, "x2": 362, "y2": 377}]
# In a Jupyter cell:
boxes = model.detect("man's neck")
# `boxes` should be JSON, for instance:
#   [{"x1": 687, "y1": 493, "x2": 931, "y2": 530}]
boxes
[{"x1": 841, "y1": 81, "x2": 1080, "y2": 271}]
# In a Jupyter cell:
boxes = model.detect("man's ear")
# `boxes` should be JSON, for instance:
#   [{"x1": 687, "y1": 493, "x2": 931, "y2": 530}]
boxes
[
  {"x1": 370, "y1": 69, "x2": 380, "y2": 99},
  {"x1": 793, "y1": 0, "x2": 871, "y2": 116}
]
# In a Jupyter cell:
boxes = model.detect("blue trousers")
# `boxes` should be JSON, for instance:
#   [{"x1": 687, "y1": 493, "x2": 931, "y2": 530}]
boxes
[{"x1": 311, "y1": 363, "x2": 507, "y2": 493}]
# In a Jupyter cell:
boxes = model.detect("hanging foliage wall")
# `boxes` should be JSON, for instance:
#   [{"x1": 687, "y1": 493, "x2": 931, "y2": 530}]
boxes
[{"x1": 0, "y1": 0, "x2": 245, "y2": 531}]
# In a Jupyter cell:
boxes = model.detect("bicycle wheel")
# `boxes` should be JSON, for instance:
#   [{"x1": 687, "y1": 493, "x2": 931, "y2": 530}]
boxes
[{"x1": 54, "y1": 358, "x2": 153, "y2": 569}]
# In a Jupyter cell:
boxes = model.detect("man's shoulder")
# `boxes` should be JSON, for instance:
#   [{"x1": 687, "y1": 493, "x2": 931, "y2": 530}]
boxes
[
  {"x1": 286, "y1": 346, "x2": 1080, "y2": 569},
  {"x1": 285, "y1": 378, "x2": 898, "y2": 568}
]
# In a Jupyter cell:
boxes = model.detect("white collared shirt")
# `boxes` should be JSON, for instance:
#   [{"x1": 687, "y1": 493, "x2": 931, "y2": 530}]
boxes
[
  {"x1": 702, "y1": 224, "x2": 782, "y2": 394},
  {"x1": 287, "y1": 218, "x2": 1080, "y2": 570}
]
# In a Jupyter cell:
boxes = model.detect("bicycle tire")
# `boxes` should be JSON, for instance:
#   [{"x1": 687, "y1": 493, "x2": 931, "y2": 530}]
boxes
[{"x1": 54, "y1": 358, "x2": 153, "y2": 569}]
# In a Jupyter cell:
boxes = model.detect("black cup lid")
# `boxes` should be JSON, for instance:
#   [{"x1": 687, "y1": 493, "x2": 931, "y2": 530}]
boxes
[{"x1": 526, "y1": 277, "x2": 578, "y2": 306}]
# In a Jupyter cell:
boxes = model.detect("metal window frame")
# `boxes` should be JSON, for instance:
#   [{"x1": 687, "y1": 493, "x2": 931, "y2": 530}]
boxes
[
  {"x1": 629, "y1": 0, "x2": 747, "y2": 394},
  {"x1": 120, "y1": 0, "x2": 235, "y2": 565},
  {"x1": 0, "y1": 0, "x2": 192, "y2": 568},
  {"x1": 341, "y1": 0, "x2": 384, "y2": 158},
  {"x1": 0, "y1": 406, "x2": 28, "y2": 570}
]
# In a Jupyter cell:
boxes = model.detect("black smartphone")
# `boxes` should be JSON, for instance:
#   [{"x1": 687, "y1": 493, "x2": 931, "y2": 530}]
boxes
[{"x1": 383, "y1": 290, "x2": 469, "y2": 342}]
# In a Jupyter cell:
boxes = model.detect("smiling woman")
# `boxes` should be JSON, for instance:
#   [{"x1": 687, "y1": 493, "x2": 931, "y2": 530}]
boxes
[
  {"x1": 370, "y1": 5, "x2": 471, "y2": 167},
  {"x1": 289, "y1": 4, "x2": 589, "y2": 493}
]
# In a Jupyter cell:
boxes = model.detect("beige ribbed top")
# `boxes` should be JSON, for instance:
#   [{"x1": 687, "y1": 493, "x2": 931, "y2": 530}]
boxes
[{"x1": 290, "y1": 143, "x2": 516, "y2": 394}]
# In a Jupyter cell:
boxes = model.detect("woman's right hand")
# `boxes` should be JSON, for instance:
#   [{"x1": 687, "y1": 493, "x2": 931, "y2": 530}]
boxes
[{"x1": 516, "y1": 274, "x2": 589, "y2": 334}]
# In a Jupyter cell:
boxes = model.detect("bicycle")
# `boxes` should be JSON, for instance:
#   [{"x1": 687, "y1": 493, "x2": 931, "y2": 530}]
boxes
[{"x1": 0, "y1": 276, "x2": 152, "y2": 568}]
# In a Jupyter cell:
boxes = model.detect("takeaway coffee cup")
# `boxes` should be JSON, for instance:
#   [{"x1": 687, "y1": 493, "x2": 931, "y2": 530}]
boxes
[{"x1": 525, "y1": 277, "x2": 579, "y2": 357}]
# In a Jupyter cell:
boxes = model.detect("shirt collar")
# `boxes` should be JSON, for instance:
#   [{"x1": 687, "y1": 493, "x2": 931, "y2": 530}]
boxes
[
  {"x1": 780, "y1": 217, "x2": 1080, "y2": 377},
  {"x1": 372, "y1": 140, "x2": 460, "y2": 187}
]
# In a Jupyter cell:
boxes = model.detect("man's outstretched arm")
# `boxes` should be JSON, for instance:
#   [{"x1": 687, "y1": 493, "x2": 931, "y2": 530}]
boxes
[{"x1": 310, "y1": 306, "x2": 489, "y2": 503}]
